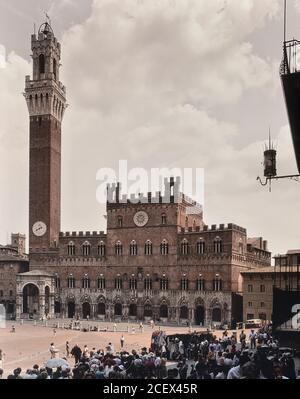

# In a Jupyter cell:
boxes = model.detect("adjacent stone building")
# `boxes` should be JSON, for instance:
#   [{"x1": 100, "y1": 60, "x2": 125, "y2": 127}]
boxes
[
  {"x1": 0, "y1": 234, "x2": 29, "y2": 318},
  {"x1": 241, "y1": 249, "x2": 300, "y2": 323},
  {"x1": 14, "y1": 21, "x2": 271, "y2": 327}
]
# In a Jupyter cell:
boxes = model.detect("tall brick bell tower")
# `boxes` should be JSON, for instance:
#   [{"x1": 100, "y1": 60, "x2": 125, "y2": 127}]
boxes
[{"x1": 24, "y1": 22, "x2": 67, "y2": 253}]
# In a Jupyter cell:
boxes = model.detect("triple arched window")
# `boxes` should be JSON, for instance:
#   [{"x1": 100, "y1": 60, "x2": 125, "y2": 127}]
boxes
[
  {"x1": 82, "y1": 274, "x2": 90, "y2": 289},
  {"x1": 130, "y1": 240, "x2": 138, "y2": 256},
  {"x1": 67, "y1": 241, "x2": 76, "y2": 256},
  {"x1": 115, "y1": 241, "x2": 123, "y2": 256},
  {"x1": 67, "y1": 274, "x2": 75, "y2": 289},
  {"x1": 115, "y1": 275, "x2": 123, "y2": 290},
  {"x1": 98, "y1": 241, "x2": 106, "y2": 257},
  {"x1": 214, "y1": 237, "x2": 223, "y2": 254},
  {"x1": 196, "y1": 276, "x2": 205, "y2": 291},
  {"x1": 181, "y1": 239, "x2": 189, "y2": 255},
  {"x1": 129, "y1": 275, "x2": 137, "y2": 290},
  {"x1": 145, "y1": 240, "x2": 153, "y2": 256},
  {"x1": 82, "y1": 241, "x2": 91, "y2": 256},
  {"x1": 181, "y1": 276, "x2": 189, "y2": 291},
  {"x1": 97, "y1": 275, "x2": 106, "y2": 289},
  {"x1": 160, "y1": 276, "x2": 169, "y2": 291},
  {"x1": 160, "y1": 240, "x2": 169, "y2": 255},
  {"x1": 213, "y1": 274, "x2": 222, "y2": 292},
  {"x1": 144, "y1": 276, "x2": 152, "y2": 290},
  {"x1": 197, "y1": 239, "x2": 206, "y2": 255}
]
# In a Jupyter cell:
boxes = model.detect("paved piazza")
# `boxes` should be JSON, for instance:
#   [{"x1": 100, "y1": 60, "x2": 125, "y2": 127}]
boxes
[{"x1": 0, "y1": 321, "x2": 249, "y2": 377}]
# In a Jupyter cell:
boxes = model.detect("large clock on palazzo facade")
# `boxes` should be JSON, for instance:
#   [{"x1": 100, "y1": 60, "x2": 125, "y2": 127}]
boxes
[{"x1": 133, "y1": 211, "x2": 149, "y2": 227}]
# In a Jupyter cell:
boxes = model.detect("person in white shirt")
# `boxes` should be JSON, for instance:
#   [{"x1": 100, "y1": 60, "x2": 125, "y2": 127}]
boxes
[{"x1": 227, "y1": 365, "x2": 241, "y2": 379}]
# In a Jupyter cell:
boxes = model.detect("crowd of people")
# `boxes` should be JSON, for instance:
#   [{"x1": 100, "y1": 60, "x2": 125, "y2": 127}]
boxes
[{"x1": 1, "y1": 325, "x2": 300, "y2": 379}]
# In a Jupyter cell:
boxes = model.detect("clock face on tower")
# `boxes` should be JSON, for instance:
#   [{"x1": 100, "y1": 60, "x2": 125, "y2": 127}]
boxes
[
  {"x1": 32, "y1": 221, "x2": 47, "y2": 237},
  {"x1": 133, "y1": 211, "x2": 149, "y2": 227}
]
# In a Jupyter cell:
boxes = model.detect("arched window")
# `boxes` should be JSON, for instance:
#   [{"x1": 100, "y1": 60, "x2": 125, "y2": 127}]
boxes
[
  {"x1": 161, "y1": 213, "x2": 167, "y2": 225},
  {"x1": 82, "y1": 241, "x2": 91, "y2": 256},
  {"x1": 160, "y1": 240, "x2": 169, "y2": 255},
  {"x1": 160, "y1": 276, "x2": 168, "y2": 291},
  {"x1": 97, "y1": 302, "x2": 105, "y2": 315},
  {"x1": 145, "y1": 240, "x2": 153, "y2": 256},
  {"x1": 130, "y1": 240, "x2": 138, "y2": 256},
  {"x1": 129, "y1": 275, "x2": 137, "y2": 290},
  {"x1": 181, "y1": 239, "x2": 189, "y2": 255},
  {"x1": 53, "y1": 58, "x2": 57, "y2": 81},
  {"x1": 144, "y1": 276, "x2": 152, "y2": 291},
  {"x1": 213, "y1": 274, "x2": 222, "y2": 292},
  {"x1": 67, "y1": 242, "x2": 75, "y2": 256},
  {"x1": 115, "y1": 241, "x2": 123, "y2": 256},
  {"x1": 197, "y1": 239, "x2": 205, "y2": 255},
  {"x1": 129, "y1": 303, "x2": 137, "y2": 317},
  {"x1": 39, "y1": 54, "x2": 45, "y2": 74},
  {"x1": 98, "y1": 241, "x2": 106, "y2": 257},
  {"x1": 97, "y1": 275, "x2": 105, "y2": 289},
  {"x1": 181, "y1": 276, "x2": 189, "y2": 291},
  {"x1": 214, "y1": 237, "x2": 223, "y2": 254},
  {"x1": 160, "y1": 304, "x2": 168, "y2": 318},
  {"x1": 118, "y1": 216, "x2": 123, "y2": 228},
  {"x1": 67, "y1": 274, "x2": 75, "y2": 289},
  {"x1": 114, "y1": 303, "x2": 122, "y2": 316},
  {"x1": 115, "y1": 275, "x2": 122, "y2": 290},
  {"x1": 82, "y1": 274, "x2": 90, "y2": 289},
  {"x1": 180, "y1": 306, "x2": 189, "y2": 319},
  {"x1": 197, "y1": 275, "x2": 205, "y2": 291},
  {"x1": 185, "y1": 216, "x2": 189, "y2": 229},
  {"x1": 144, "y1": 303, "x2": 152, "y2": 317}
]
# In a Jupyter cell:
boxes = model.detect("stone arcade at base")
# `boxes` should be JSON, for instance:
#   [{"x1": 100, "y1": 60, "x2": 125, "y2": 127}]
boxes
[{"x1": 5, "y1": 21, "x2": 272, "y2": 327}]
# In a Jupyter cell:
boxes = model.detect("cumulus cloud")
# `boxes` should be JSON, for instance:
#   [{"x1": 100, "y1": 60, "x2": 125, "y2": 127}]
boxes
[
  {"x1": 0, "y1": 52, "x2": 30, "y2": 242},
  {"x1": 1, "y1": 0, "x2": 300, "y2": 255}
]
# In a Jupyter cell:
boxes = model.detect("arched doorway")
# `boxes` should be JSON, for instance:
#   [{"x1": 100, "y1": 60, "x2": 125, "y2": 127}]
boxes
[
  {"x1": 212, "y1": 307, "x2": 221, "y2": 323},
  {"x1": 114, "y1": 303, "x2": 122, "y2": 317},
  {"x1": 144, "y1": 304, "x2": 152, "y2": 318},
  {"x1": 45, "y1": 286, "x2": 50, "y2": 316},
  {"x1": 129, "y1": 304, "x2": 137, "y2": 317},
  {"x1": 180, "y1": 306, "x2": 189, "y2": 320},
  {"x1": 7, "y1": 303, "x2": 14, "y2": 315},
  {"x1": 97, "y1": 302, "x2": 105, "y2": 316},
  {"x1": 54, "y1": 301, "x2": 61, "y2": 314},
  {"x1": 22, "y1": 284, "x2": 39, "y2": 316},
  {"x1": 82, "y1": 302, "x2": 91, "y2": 319},
  {"x1": 67, "y1": 302, "x2": 75, "y2": 318},
  {"x1": 195, "y1": 306, "x2": 205, "y2": 326},
  {"x1": 160, "y1": 304, "x2": 168, "y2": 319}
]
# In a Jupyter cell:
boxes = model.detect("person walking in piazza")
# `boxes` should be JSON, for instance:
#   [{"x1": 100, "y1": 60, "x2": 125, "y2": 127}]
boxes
[
  {"x1": 70, "y1": 344, "x2": 82, "y2": 365},
  {"x1": 49, "y1": 343, "x2": 57, "y2": 359},
  {"x1": 53, "y1": 328, "x2": 56, "y2": 337},
  {"x1": 249, "y1": 330, "x2": 257, "y2": 350},
  {"x1": 139, "y1": 322, "x2": 144, "y2": 333},
  {"x1": 66, "y1": 341, "x2": 70, "y2": 357},
  {"x1": 239, "y1": 330, "x2": 246, "y2": 350},
  {"x1": 83, "y1": 345, "x2": 89, "y2": 358},
  {"x1": 120, "y1": 335, "x2": 125, "y2": 349}
]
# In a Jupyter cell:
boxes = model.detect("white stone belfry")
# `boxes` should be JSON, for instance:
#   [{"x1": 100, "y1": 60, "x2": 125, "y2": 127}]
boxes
[{"x1": 24, "y1": 22, "x2": 67, "y2": 122}]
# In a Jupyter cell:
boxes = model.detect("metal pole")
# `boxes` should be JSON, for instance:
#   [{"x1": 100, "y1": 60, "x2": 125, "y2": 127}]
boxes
[{"x1": 284, "y1": 0, "x2": 287, "y2": 44}]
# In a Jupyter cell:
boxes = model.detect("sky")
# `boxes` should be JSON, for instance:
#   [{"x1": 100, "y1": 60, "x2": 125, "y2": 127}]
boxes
[{"x1": 0, "y1": 0, "x2": 300, "y2": 256}]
